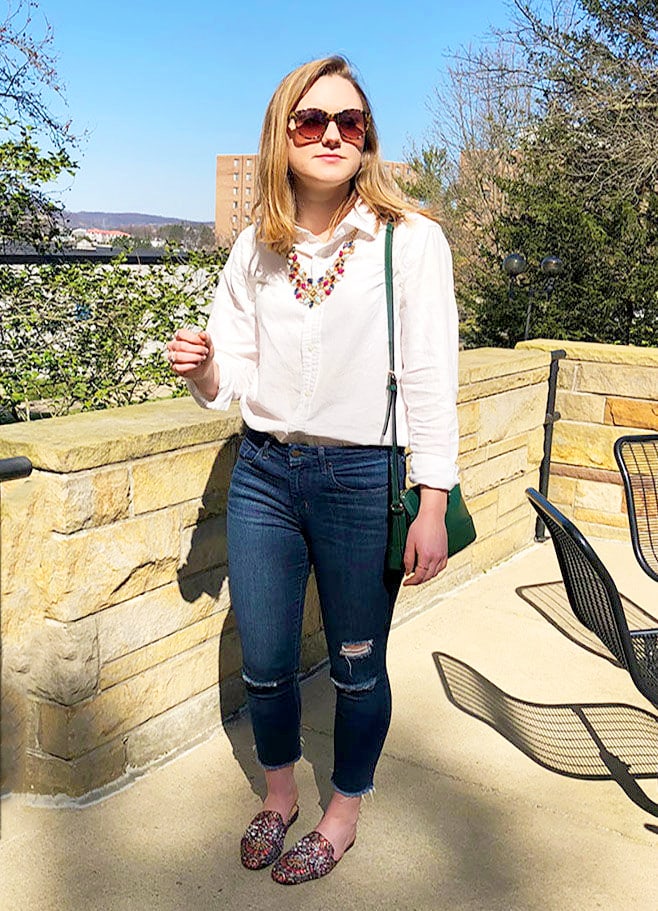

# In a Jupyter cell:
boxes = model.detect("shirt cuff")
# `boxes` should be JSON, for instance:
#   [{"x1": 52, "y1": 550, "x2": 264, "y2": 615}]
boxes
[
  {"x1": 185, "y1": 372, "x2": 234, "y2": 412},
  {"x1": 407, "y1": 452, "x2": 459, "y2": 490}
]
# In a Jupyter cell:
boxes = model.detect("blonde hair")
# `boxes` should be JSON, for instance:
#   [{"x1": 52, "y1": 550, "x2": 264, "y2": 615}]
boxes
[{"x1": 254, "y1": 56, "x2": 425, "y2": 256}]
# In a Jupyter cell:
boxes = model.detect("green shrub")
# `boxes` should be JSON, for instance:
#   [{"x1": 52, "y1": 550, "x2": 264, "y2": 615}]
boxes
[{"x1": 0, "y1": 250, "x2": 227, "y2": 421}]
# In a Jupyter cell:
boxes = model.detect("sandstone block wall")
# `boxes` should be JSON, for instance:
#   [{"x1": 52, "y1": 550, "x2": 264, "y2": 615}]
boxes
[
  {"x1": 395, "y1": 347, "x2": 550, "y2": 621},
  {"x1": 0, "y1": 348, "x2": 550, "y2": 798},
  {"x1": 517, "y1": 340, "x2": 658, "y2": 540},
  {"x1": 1, "y1": 400, "x2": 253, "y2": 798}
]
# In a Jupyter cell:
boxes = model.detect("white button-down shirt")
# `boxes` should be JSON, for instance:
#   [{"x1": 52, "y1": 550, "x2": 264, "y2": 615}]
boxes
[{"x1": 189, "y1": 201, "x2": 459, "y2": 489}]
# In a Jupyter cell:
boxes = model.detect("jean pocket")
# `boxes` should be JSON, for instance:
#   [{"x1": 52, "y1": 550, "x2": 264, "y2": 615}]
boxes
[
  {"x1": 327, "y1": 450, "x2": 390, "y2": 493},
  {"x1": 238, "y1": 435, "x2": 263, "y2": 464}
]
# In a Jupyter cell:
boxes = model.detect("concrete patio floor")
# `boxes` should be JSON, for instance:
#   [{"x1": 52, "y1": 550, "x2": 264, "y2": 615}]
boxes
[{"x1": 2, "y1": 535, "x2": 658, "y2": 911}]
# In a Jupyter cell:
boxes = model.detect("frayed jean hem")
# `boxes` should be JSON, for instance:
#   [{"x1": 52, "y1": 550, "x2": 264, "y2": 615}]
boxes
[
  {"x1": 257, "y1": 751, "x2": 303, "y2": 772},
  {"x1": 331, "y1": 779, "x2": 374, "y2": 798}
]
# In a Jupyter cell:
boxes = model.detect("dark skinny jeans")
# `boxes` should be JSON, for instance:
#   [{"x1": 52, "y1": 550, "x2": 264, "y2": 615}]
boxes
[{"x1": 227, "y1": 428, "x2": 404, "y2": 796}]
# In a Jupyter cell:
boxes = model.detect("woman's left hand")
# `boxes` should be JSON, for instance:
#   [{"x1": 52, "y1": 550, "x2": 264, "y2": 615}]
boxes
[{"x1": 402, "y1": 487, "x2": 449, "y2": 586}]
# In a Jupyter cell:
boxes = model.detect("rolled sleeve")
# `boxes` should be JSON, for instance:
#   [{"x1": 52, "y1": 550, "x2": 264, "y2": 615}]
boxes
[
  {"x1": 185, "y1": 371, "x2": 235, "y2": 411},
  {"x1": 398, "y1": 216, "x2": 460, "y2": 490}
]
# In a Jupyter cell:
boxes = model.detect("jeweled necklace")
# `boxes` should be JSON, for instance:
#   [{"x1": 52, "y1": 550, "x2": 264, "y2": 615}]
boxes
[{"x1": 287, "y1": 229, "x2": 357, "y2": 308}]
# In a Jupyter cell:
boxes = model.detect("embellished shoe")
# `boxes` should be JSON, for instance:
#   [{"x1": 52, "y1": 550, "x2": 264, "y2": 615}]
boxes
[
  {"x1": 240, "y1": 805, "x2": 299, "y2": 870},
  {"x1": 271, "y1": 831, "x2": 355, "y2": 885}
]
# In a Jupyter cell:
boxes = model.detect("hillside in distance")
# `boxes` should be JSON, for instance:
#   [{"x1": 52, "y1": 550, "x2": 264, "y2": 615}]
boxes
[{"x1": 64, "y1": 211, "x2": 213, "y2": 229}]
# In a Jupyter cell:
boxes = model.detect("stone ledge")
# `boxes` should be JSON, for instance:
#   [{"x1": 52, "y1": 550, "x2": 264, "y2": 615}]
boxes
[
  {"x1": 517, "y1": 338, "x2": 658, "y2": 367},
  {"x1": 0, "y1": 398, "x2": 244, "y2": 472},
  {"x1": 0, "y1": 344, "x2": 565, "y2": 796},
  {"x1": 457, "y1": 367, "x2": 549, "y2": 403},
  {"x1": 0, "y1": 352, "x2": 549, "y2": 475},
  {"x1": 459, "y1": 347, "x2": 550, "y2": 385},
  {"x1": 38, "y1": 638, "x2": 221, "y2": 759}
]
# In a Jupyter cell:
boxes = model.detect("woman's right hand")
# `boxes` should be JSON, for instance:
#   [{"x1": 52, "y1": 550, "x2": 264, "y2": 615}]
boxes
[
  {"x1": 167, "y1": 329, "x2": 213, "y2": 378},
  {"x1": 167, "y1": 329, "x2": 219, "y2": 399}
]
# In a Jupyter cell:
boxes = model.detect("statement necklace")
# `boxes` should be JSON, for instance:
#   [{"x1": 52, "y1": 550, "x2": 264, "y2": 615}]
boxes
[{"x1": 287, "y1": 229, "x2": 357, "y2": 308}]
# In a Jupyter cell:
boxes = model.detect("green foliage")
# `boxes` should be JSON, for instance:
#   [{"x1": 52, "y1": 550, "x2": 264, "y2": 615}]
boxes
[
  {"x1": 99, "y1": 233, "x2": 143, "y2": 252},
  {"x1": 0, "y1": 118, "x2": 76, "y2": 249},
  {"x1": 398, "y1": 144, "x2": 455, "y2": 213},
  {"x1": 463, "y1": 174, "x2": 658, "y2": 348},
  {"x1": 468, "y1": 0, "x2": 658, "y2": 348},
  {"x1": 97, "y1": 223, "x2": 218, "y2": 253},
  {"x1": 0, "y1": 1, "x2": 78, "y2": 247},
  {"x1": 0, "y1": 250, "x2": 228, "y2": 421},
  {"x1": 413, "y1": 0, "x2": 658, "y2": 348},
  {"x1": 159, "y1": 222, "x2": 217, "y2": 251}
]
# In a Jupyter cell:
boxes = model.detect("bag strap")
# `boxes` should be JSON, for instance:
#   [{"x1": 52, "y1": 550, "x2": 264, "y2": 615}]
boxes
[{"x1": 382, "y1": 221, "x2": 403, "y2": 515}]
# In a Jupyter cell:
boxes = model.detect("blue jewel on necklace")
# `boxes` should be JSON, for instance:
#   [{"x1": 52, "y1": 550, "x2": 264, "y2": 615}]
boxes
[{"x1": 286, "y1": 229, "x2": 358, "y2": 308}]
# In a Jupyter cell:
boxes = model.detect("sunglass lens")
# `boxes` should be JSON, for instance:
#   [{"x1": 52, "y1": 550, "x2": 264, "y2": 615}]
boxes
[
  {"x1": 295, "y1": 110, "x2": 328, "y2": 140},
  {"x1": 293, "y1": 109, "x2": 367, "y2": 141},
  {"x1": 336, "y1": 110, "x2": 366, "y2": 140}
]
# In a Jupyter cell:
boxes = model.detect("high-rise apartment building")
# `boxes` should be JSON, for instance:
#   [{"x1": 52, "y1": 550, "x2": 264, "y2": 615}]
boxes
[
  {"x1": 215, "y1": 154, "x2": 413, "y2": 244},
  {"x1": 215, "y1": 155, "x2": 257, "y2": 244}
]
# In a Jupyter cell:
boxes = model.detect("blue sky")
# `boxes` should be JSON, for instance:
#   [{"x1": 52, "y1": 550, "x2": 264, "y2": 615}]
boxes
[{"x1": 38, "y1": 0, "x2": 518, "y2": 221}]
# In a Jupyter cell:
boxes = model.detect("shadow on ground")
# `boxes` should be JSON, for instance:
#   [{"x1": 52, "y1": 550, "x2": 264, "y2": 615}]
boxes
[
  {"x1": 516, "y1": 580, "x2": 658, "y2": 667},
  {"x1": 433, "y1": 651, "x2": 658, "y2": 815}
]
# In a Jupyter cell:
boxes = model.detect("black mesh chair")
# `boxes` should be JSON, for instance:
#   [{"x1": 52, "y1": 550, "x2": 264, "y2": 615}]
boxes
[
  {"x1": 614, "y1": 434, "x2": 658, "y2": 583},
  {"x1": 526, "y1": 487, "x2": 658, "y2": 708}
]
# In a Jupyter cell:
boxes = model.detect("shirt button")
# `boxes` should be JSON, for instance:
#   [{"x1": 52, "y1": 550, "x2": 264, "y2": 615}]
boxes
[{"x1": 291, "y1": 448, "x2": 302, "y2": 457}]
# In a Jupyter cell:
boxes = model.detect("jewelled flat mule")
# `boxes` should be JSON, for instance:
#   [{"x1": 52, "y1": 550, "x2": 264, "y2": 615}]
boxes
[
  {"x1": 271, "y1": 830, "x2": 355, "y2": 884},
  {"x1": 240, "y1": 806, "x2": 299, "y2": 870}
]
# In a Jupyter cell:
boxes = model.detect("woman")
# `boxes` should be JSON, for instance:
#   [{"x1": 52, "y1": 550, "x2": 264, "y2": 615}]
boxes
[{"x1": 167, "y1": 56, "x2": 459, "y2": 885}]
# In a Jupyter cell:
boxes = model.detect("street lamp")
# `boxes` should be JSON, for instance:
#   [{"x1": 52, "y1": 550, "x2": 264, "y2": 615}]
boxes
[
  {"x1": 540, "y1": 255, "x2": 563, "y2": 287},
  {"x1": 503, "y1": 253, "x2": 527, "y2": 290},
  {"x1": 503, "y1": 252, "x2": 563, "y2": 340}
]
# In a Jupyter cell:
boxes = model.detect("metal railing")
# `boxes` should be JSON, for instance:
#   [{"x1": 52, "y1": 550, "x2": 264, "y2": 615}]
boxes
[
  {"x1": 535, "y1": 349, "x2": 566, "y2": 541},
  {"x1": 0, "y1": 456, "x2": 33, "y2": 481},
  {"x1": 0, "y1": 250, "x2": 188, "y2": 265}
]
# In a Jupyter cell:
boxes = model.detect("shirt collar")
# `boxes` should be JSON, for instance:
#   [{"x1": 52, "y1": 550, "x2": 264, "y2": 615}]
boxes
[
  {"x1": 294, "y1": 198, "x2": 380, "y2": 246},
  {"x1": 340, "y1": 199, "x2": 379, "y2": 239}
]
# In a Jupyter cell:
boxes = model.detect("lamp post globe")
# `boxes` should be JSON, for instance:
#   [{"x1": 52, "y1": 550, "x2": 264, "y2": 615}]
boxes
[
  {"x1": 503, "y1": 253, "x2": 527, "y2": 277},
  {"x1": 540, "y1": 255, "x2": 563, "y2": 277}
]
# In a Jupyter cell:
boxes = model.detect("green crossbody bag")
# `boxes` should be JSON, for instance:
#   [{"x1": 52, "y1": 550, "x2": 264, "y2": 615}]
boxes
[{"x1": 383, "y1": 222, "x2": 476, "y2": 572}]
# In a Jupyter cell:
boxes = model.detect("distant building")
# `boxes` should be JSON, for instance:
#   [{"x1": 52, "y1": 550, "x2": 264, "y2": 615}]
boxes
[
  {"x1": 215, "y1": 154, "x2": 413, "y2": 244},
  {"x1": 71, "y1": 227, "x2": 130, "y2": 247},
  {"x1": 215, "y1": 155, "x2": 256, "y2": 244}
]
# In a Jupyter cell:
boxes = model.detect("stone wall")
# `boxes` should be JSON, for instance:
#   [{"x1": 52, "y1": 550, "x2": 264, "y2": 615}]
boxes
[
  {"x1": 517, "y1": 339, "x2": 658, "y2": 539},
  {"x1": 396, "y1": 347, "x2": 550, "y2": 621},
  {"x1": 0, "y1": 347, "x2": 550, "y2": 798}
]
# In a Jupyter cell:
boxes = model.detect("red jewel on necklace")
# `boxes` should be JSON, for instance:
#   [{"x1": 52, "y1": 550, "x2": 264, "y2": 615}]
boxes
[{"x1": 286, "y1": 229, "x2": 357, "y2": 309}]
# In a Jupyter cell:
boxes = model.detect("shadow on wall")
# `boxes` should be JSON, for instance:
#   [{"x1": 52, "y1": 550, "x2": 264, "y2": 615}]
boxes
[
  {"x1": 175, "y1": 437, "x2": 240, "y2": 726},
  {"x1": 7, "y1": 438, "x2": 241, "y2": 803},
  {"x1": 0, "y1": 677, "x2": 28, "y2": 802},
  {"x1": 175, "y1": 440, "x2": 333, "y2": 807},
  {"x1": 433, "y1": 651, "x2": 658, "y2": 816}
]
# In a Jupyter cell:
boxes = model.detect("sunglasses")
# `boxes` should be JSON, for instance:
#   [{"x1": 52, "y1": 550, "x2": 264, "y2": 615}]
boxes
[{"x1": 289, "y1": 108, "x2": 369, "y2": 143}]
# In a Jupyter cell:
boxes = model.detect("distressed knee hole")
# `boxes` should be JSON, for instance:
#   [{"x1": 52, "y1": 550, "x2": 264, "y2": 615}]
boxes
[
  {"x1": 331, "y1": 674, "x2": 378, "y2": 693},
  {"x1": 339, "y1": 640, "x2": 373, "y2": 659},
  {"x1": 242, "y1": 671, "x2": 292, "y2": 691}
]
